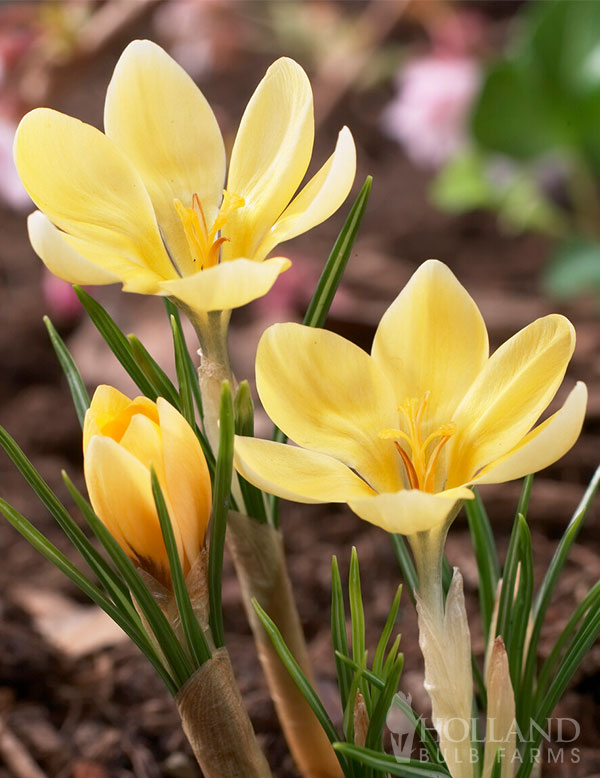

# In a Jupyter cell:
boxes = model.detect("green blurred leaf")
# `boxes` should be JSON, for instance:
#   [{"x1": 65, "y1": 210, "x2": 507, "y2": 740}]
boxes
[
  {"x1": 333, "y1": 744, "x2": 450, "y2": 777},
  {"x1": 430, "y1": 150, "x2": 495, "y2": 213},
  {"x1": 544, "y1": 237, "x2": 600, "y2": 300},
  {"x1": 331, "y1": 556, "x2": 352, "y2": 712},
  {"x1": 128, "y1": 334, "x2": 180, "y2": 408}
]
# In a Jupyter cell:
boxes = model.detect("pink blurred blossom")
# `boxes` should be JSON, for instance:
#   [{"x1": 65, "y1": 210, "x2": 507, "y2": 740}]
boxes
[
  {"x1": 0, "y1": 116, "x2": 30, "y2": 210},
  {"x1": 382, "y1": 55, "x2": 480, "y2": 169},
  {"x1": 42, "y1": 271, "x2": 82, "y2": 323}
]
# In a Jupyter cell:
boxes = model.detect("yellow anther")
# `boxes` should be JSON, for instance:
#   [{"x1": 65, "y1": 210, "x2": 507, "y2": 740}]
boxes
[
  {"x1": 381, "y1": 394, "x2": 456, "y2": 492},
  {"x1": 175, "y1": 189, "x2": 245, "y2": 269}
]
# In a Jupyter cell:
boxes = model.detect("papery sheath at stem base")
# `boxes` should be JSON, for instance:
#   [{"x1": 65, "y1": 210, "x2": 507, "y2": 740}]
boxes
[
  {"x1": 177, "y1": 648, "x2": 272, "y2": 778},
  {"x1": 227, "y1": 511, "x2": 344, "y2": 778}
]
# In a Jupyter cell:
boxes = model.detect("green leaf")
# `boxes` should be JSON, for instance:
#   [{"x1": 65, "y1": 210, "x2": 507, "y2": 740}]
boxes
[
  {"x1": 164, "y1": 299, "x2": 204, "y2": 421},
  {"x1": 127, "y1": 334, "x2": 181, "y2": 408},
  {"x1": 495, "y1": 513, "x2": 523, "y2": 648},
  {"x1": 74, "y1": 287, "x2": 158, "y2": 398},
  {"x1": 234, "y1": 381, "x2": 268, "y2": 524},
  {"x1": 544, "y1": 237, "x2": 600, "y2": 301},
  {"x1": 252, "y1": 598, "x2": 347, "y2": 771},
  {"x1": 509, "y1": 515, "x2": 533, "y2": 693},
  {"x1": 208, "y1": 381, "x2": 234, "y2": 648},
  {"x1": 465, "y1": 489, "x2": 500, "y2": 640},
  {"x1": 151, "y1": 469, "x2": 211, "y2": 667},
  {"x1": 490, "y1": 749, "x2": 503, "y2": 778},
  {"x1": 430, "y1": 149, "x2": 495, "y2": 214},
  {"x1": 63, "y1": 473, "x2": 194, "y2": 688},
  {"x1": 390, "y1": 534, "x2": 418, "y2": 605},
  {"x1": 169, "y1": 314, "x2": 196, "y2": 428},
  {"x1": 0, "y1": 497, "x2": 177, "y2": 695},
  {"x1": 0, "y1": 426, "x2": 132, "y2": 613},
  {"x1": 365, "y1": 654, "x2": 404, "y2": 752},
  {"x1": 43, "y1": 316, "x2": 90, "y2": 427},
  {"x1": 349, "y1": 547, "x2": 370, "y2": 710},
  {"x1": 333, "y1": 744, "x2": 450, "y2": 778},
  {"x1": 373, "y1": 585, "x2": 402, "y2": 677},
  {"x1": 331, "y1": 556, "x2": 352, "y2": 711}
]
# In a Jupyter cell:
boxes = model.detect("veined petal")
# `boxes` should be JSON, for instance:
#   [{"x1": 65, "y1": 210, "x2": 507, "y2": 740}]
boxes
[
  {"x1": 158, "y1": 256, "x2": 290, "y2": 313},
  {"x1": 473, "y1": 382, "x2": 587, "y2": 486},
  {"x1": 253, "y1": 126, "x2": 356, "y2": 261},
  {"x1": 225, "y1": 58, "x2": 314, "y2": 260},
  {"x1": 372, "y1": 260, "x2": 489, "y2": 428},
  {"x1": 157, "y1": 399, "x2": 211, "y2": 567},
  {"x1": 348, "y1": 486, "x2": 474, "y2": 536},
  {"x1": 15, "y1": 108, "x2": 175, "y2": 281},
  {"x1": 105, "y1": 40, "x2": 225, "y2": 277},
  {"x1": 449, "y1": 314, "x2": 576, "y2": 486},
  {"x1": 234, "y1": 436, "x2": 376, "y2": 503},
  {"x1": 255, "y1": 323, "x2": 401, "y2": 493},
  {"x1": 84, "y1": 436, "x2": 173, "y2": 579},
  {"x1": 28, "y1": 211, "x2": 119, "y2": 285}
]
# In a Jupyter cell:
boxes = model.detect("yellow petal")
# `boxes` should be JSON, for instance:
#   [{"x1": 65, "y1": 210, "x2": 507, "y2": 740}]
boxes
[
  {"x1": 372, "y1": 259, "x2": 489, "y2": 427},
  {"x1": 234, "y1": 436, "x2": 376, "y2": 503},
  {"x1": 348, "y1": 486, "x2": 474, "y2": 535},
  {"x1": 28, "y1": 211, "x2": 119, "y2": 285},
  {"x1": 473, "y1": 382, "x2": 587, "y2": 485},
  {"x1": 15, "y1": 108, "x2": 175, "y2": 282},
  {"x1": 83, "y1": 385, "x2": 132, "y2": 453},
  {"x1": 255, "y1": 323, "x2": 401, "y2": 493},
  {"x1": 157, "y1": 398, "x2": 211, "y2": 566},
  {"x1": 119, "y1": 412, "x2": 164, "y2": 470},
  {"x1": 449, "y1": 314, "x2": 576, "y2": 486},
  {"x1": 158, "y1": 256, "x2": 291, "y2": 312},
  {"x1": 253, "y1": 126, "x2": 356, "y2": 261},
  {"x1": 104, "y1": 40, "x2": 225, "y2": 277},
  {"x1": 84, "y1": 436, "x2": 171, "y2": 579},
  {"x1": 225, "y1": 58, "x2": 314, "y2": 260}
]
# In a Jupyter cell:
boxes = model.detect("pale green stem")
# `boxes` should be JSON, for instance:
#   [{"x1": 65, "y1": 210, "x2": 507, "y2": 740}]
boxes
[{"x1": 409, "y1": 525, "x2": 448, "y2": 626}]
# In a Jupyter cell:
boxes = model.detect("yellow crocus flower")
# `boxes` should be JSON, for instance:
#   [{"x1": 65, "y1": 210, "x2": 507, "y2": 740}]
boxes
[
  {"x1": 234, "y1": 260, "x2": 587, "y2": 535},
  {"x1": 83, "y1": 386, "x2": 212, "y2": 586},
  {"x1": 14, "y1": 40, "x2": 356, "y2": 314}
]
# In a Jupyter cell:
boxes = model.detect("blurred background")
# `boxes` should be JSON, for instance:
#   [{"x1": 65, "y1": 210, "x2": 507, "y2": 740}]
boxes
[{"x1": 0, "y1": 1, "x2": 598, "y2": 776}]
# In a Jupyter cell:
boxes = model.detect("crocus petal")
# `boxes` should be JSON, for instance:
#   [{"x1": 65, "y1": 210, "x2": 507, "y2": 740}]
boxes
[
  {"x1": 105, "y1": 40, "x2": 225, "y2": 277},
  {"x1": 348, "y1": 486, "x2": 474, "y2": 536},
  {"x1": 449, "y1": 314, "x2": 576, "y2": 486},
  {"x1": 28, "y1": 211, "x2": 119, "y2": 285},
  {"x1": 255, "y1": 323, "x2": 401, "y2": 493},
  {"x1": 473, "y1": 382, "x2": 587, "y2": 486},
  {"x1": 234, "y1": 436, "x2": 376, "y2": 504},
  {"x1": 85, "y1": 436, "x2": 172, "y2": 578},
  {"x1": 83, "y1": 385, "x2": 132, "y2": 453},
  {"x1": 158, "y1": 398, "x2": 211, "y2": 566},
  {"x1": 254, "y1": 126, "x2": 356, "y2": 261},
  {"x1": 158, "y1": 256, "x2": 291, "y2": 312},
  {"x1": 372, "y1": 259, "x2": 489, "y2": 427},
  {"x1": 15, "y1": 108, "x2": 175, "y2": 282},
  {"x1": 225, "y1": 58, "x2": 314, "y2": 260}
]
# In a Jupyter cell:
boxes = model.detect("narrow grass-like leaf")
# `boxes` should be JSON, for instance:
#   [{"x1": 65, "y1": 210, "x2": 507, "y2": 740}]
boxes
[
  {"x1": 509, "y1": 516, "x2": 533, "y2": 690},
  {"x1": 495, "y1": 514, "x2": 522, "y2": 646},
  {"x1": 490, "y1": 749, "x2": 503, "y2": 778},
  {"x1": 349, "y1": 547, "x2": 370, "y2": 710},
  {"x1": 342, "y1": 651, "x2": 367, "y2": 747},
  {"x1": 164, "y1": 298, "x2": 204, "y2": 421},
  {"x1": 0, "y1": 498, "x2": 177, "y2": 695},
  {"x1": 535, "y1": 581, "x2": 600, "y2": 704},
  {"x1": 63, "y1": 473, "x2": 193, "y2": 688},
  {"x1": 365, "y1": 654, "x2": 404, "y2": 751},
  {"x1": 151, "y1": 469, "x2": 211, "y2": 667},
  {"x1": 43, "y1": 316, "x2": 89, "y2": 427},
  {"x1": 373, "y1": 585, "x2": 402, "y2": 677},
  {"x1": 208, "y1": 381, "x2": 234, "y2": 648},
  {"x1": 234, "y1": 381, "x2": 268, "y2": 523},
  {"x1": 465, "y1": 488, "x2": 500, "y2": 639},
  {"x1": 516, "y1": 474, "x2": 534, "y2": 519},
  {"x1": 390, "y1": 534, "x2": 418, "y2": 605},
  {"x1": 74, "y1": 287, "x2": 157, "y2": 398},
  {"x1": 128, "y1": 334, "x2": 180, "y2": 407},
  {"x1": 252, "y1": 599, "x2": 347, "y2": 771},
  {"x1": 169, "y1": 314, "x2": 196, "y2": 427},
  {"x1": 331, "y1": 556, "x2": 352, "y2": 711},
  {"x1": 333, "y1": 744, "x2": 450, "y2": 777},
  {"x1": 0, "y1": 426, "x2": 132, "y2": 610},
  {"x1": 520, "y1": 465, "x2": 600, "y2": 729}
]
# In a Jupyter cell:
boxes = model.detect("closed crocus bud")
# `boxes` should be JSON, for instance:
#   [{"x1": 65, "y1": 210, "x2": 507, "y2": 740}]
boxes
[{"x1": 83, "y1": 385, "x2": 211, "y2": 587}]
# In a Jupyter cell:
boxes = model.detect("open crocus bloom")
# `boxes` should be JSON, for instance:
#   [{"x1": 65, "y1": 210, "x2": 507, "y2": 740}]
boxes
[
  {"x1": 14, "y1": 40, "x2": 356, "y2": 314},
  {"x1": 235, "y1": 260, "x2": 587, "y2": 535},
  {"x1": 84, "y1": 386, "x2": 212, "y2": 586}
]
